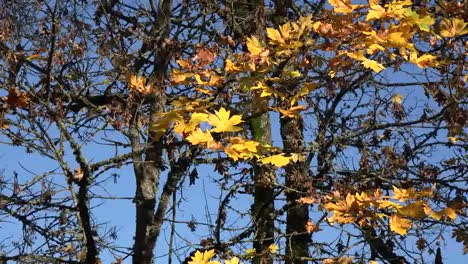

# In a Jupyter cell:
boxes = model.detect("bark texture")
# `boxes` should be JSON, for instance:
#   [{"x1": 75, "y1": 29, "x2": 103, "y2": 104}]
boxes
[
  {"x1": 280, "y1": 111, "x2": 310, "y2": 264},
  {"x1": 131, "y1": 1, "x2": 172, "y2": 263}
]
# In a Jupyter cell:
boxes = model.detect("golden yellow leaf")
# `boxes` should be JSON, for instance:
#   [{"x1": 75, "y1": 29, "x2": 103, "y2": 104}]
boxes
[
  {"x1": 246, "y1": 36, "x2": 264, "y2": 56},
  {"x1": 188, "y1": 249, "x2": 218, "y2": 264},
  {"x1": 151, "y1": 111, "x2": 184, "y2": 140},
  {"x1": 251, "y1": 81, "x2": 274, "y2": 97},
  {"x1": 440, "y1": 18, "x2": 468, "y2": 38},
  {"x1": 224, "y1": 138, "x2": 260, "y2": 161},
  {"x1": 430, "y1": 208, "x2": 457, "y2": 221},
  {"x1": 387, "y1": 32, "x2": 407, "y2": 46},
  {"x1": 366, "y1": 2, "x2": 386, "y2": 21},
  {"x1": 208, "y1": 108, "x2": 243, "y2": 133},
  {"x1": 390, "y1": 214, "x2": 412, "y2": 235},
  {"x1": 323, "y1": 257, "x2": 354, "y2": 264},
  {"x1": 448, "y1": 137, "x2": 459, "y2": 143},
  {"x1": 259, "y1": 154, "x2": 291, "y2": 167},
  {"x1": 189, "y1": 113, "x2": 209, "y2": 127},
  {"x1": 225, "y1": 59, "x2": 241, "y2": 72},
  {"x1": 244, "y1": 248, "x2": 256, "y2": 259},
  {"x1": 268, "y1": 244, "x2": 279, "y2": 254},
  {"x1": 186, "y1": 128, "x2": 214, "y2": 145},
  {"x1": 362, "y1": 59, "x2": 385, "y2": 73},
  {"x1": 275, "y1": 105, "x2": 306, "y2": 118},
  {"x1": 129, "y1": 75, "x2": 152, "y2": 94},
  {"x1": 172, "y1": 69, "x2": 192, "y2": 83},
  {"x1": 223, "y1": 257, "x2": 239, "y2": 264},
  {"x1": 194, "y1": 71, "x2": 223, "y2": 86},
  {"x1": 62, "y1": 244, "x2": 74, "y2": 253},
  {"x1": 409, "y1": 53, "x2": 439, "y2": 68},
  {"x1": 284, "y1": 70, "x2": 302, "y2": 78},
  {"x1": 366, "y1": 44, "x2": 385, "y2": 55},
  {"x1": 328, "y1": 0, "x2": 358, "y2": 14},
  {"x1": 177, "y1": 59, "x2": 192, "y2": 69},
  {"x1": 267, "y1": 28, "x2": 284, "y2": 44},
  {"x1": 391, "y1": 93, "x2": 404, "y2": 104},
  {"x1": 397, "y1": 201, "x2": 426, "y2": 219},
  {"x1": 393, "y1": 186, "x2": 415, "y2": 202},
  {"x1": 26, "y1": 53, "x2": 46, "y2": 61}
]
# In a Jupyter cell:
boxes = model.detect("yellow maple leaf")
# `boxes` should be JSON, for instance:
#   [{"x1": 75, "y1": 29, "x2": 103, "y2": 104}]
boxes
[
  {"x1": 440, "y1": 18, "x2": 468, "y2": 38},
  {"x1": 176, "y1": 58, "x2": 192, "y2": 69},
  {"x1": 430, "y1": 207, "x2": 457, "y2": 221},
  {"x1": 188, "y1": 249, "x2": 219, "y2": 264},
  {"x1": 251, "y1": 81, "x2": 275, "y2": 97},
  {"x1": 387, "y1": 32, "x2": 407, "y2": 46},
  {"x1": 208, "y1": 108, "x2": 243, "y2": 133},
  {"x1": 362, "y1": 58, "x2": 385, "y2": 73},
  {"x1": 186, "y1": 128, "x2": 214, "y2": 145},
  {"x1": 268, "y1": 244, "x2": 279, "y2": 254},
  {"x1": 409, "y1": 53, "x2": 439, "y2": 68},
  {"x1": 194, "y1": 71, "x2": 223, "y2": 86},
  {"x1": 175, "y1": 112, "x2": 209, "y2": 134},
  {"x1": 397, "y1": 201, "x2": 426, "y2": 219},
  {"x1": 366, "y1": 44, "x2": 385, "y2": 55},
  {"x1": 224, "y1": 138, "x2": 260, "y2": 161},
  {"x1": 225, "y1": 59, "x2": 241, "y2": 72},
  {"x1": 129, "y1": 75, "x2": 152, "y2": 94},
  {"x1": 393, "y1": 186, "x2": 415, "y2": 202},
  {"x1": 275, "y1": 105, "x2": 306, "y2": 118},
  {"x1": 366, "y1": 1, "x2": 386, "y2": 21},
  {"x1": 172, "y1": 69, "x2": 192, "y2": 83},
  {"x1": 259, "y1": 154, "x2": 291, "y2": 167},
  {"x1": 267, "y1": 28, "x2": 285, "y2": 44},
  {"x1": 391, "y1": 93, "x2": 404, "y2": 104},
  {"x1": 246, "y1": 36, "x2": 265, "y2": 56},
  {"x1": 151, "y1": 111, "x2": 183, "y2": 140},
  {"x1": 390, "y1": 214, "x2": 412, "y2": 235},
  {"x1": 223, "y1": 257, "x2": 239, "y2": 264},
  {"x1": 328, "y1": 0, "x2": 359, "y2": 14}
]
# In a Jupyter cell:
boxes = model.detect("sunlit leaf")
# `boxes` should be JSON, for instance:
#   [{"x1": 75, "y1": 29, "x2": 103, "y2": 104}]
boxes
[
  {"x1": 268, "y1": 244, "x2": 279, "y2": 254},
  {"x1": 397, "y1": 201, "x2": 426, "y2": 219},
  {"x1": 440, "y1": 18, "x2": 468, "y2": 38},
  {"x1": 390, "y1": 214, "x2": 412, "y2": 235},
  {"x1": 186, "y1": 128, "x2": 214, "y2": 145},
  {"x1": 259, "y1": 154, "x2": 291, "y2": 167},
  {"x1": 392, "y1": 93, "x2": 404, "y2": 104},
  {"x1": 246, "y1": 36, "x2": 265, "y2": 56},
  {"x1": 208, "y1": 108, "x2": 243, "y2": 133}
]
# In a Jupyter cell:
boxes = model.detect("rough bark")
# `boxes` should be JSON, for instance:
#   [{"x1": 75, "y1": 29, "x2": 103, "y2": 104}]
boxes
[
  {"x1": 234, "y1": 1, "x2": 277, "y2": 263},
  {"x1": 251, "y1": 105, "x2": 275, "y2": 264},
  {"x1": 131, "y1": 1, "x2": 172, "y2": 263},
  {"x1": 280, "y1": 109, "x2": 310, "y2": 264}
]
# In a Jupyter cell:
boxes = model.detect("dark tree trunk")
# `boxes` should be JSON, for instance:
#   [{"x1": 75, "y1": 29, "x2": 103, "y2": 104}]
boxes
[
  {"x1": 280, "y1": 111, "x2": 310, "y2": 264},
  {"x1": 131, "y1": 1, "x2": 172, "y2": 263}
]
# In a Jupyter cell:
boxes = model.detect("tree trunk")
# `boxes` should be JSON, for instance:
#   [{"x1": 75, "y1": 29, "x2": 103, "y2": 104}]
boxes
[
  {"x1": 250, "y1": 103, "x2": 275, "y2": 264},
  {"x1": 131, "y1": 1, "x2": 172, "y2": 263},
  {"x1": 280, "y1": 110, "x2": 310, "y2": 264}
]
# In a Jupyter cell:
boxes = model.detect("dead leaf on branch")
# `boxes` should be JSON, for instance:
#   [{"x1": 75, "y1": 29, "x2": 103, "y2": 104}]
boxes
[{"x1": 7, "y1": 88, "x2": 29, "y2": 108}]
